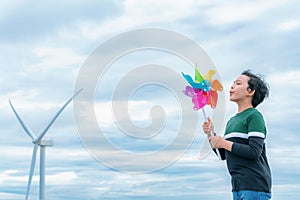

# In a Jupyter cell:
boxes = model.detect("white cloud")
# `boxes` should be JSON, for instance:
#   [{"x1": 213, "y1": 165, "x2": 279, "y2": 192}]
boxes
[
  {"x1": 269, "y1": 146, "x2": 300, "y2": 167},
  {"x1": 23, "y1": 47, "x2": 84, "y2": 73},
  {"x1": 0, "y1": 193, "x2": 23, "y2": 200},
  {"x1": 0, "y1": 170, "x2": 77, "y2": 187},
  {"x1": 0, "y1": 170, "x2": 27, "y2": 184},
  {"x1": 47, "y1": 171, "x2": 78, "y2": 185},
  {"x1": 123, "y1": 0, "x2": 200, "y2": 20},
  {"x1": 1, "y1": 89, "x2": 76, "y2": 114},
  {"x1": 263, "y1": 69, "x2": 300, "y2": 122},
  {"x1": 94, "y1": 186, "x2": 111, "y2": 192},
  {"x1": 204, "y1": 1, "x2": 287, "y2": 25},
  {"x1": 62, "y1": 0, "x2": 205, "y2": 40},
  {"x1": 278, "y1": 20, "x2": 300, "y2": 31},
  {"x1": 49, "y1": 148, "x2": 89, "y2": 159},
  {"x1": 273, "y1": 184, "x2": 300, "y2": 193},
  {"x1": 95, "y1": 99, "x2": 179, "y2": 128}
]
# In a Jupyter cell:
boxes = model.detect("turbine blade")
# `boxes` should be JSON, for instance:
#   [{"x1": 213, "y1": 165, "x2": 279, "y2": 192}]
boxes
[
  {"x1": 9, "y1": 100, "x2": 36, "y2": 140},
  {"x1": 37, "y1": 89, "x2": 83, "y2": 141},
  {"x1": 25, "y1": 144, "x2": 38, "y2": 200}
]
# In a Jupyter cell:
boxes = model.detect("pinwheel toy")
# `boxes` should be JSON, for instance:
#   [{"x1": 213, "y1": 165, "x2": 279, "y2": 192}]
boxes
[{"x1": 182, "y1": 65, "x2": 223, "y2": 159}]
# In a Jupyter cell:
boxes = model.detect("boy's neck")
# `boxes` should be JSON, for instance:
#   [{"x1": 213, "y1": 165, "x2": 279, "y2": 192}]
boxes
[{"x1": 237, "y1": 103, "x2": 253, "y2": 113}]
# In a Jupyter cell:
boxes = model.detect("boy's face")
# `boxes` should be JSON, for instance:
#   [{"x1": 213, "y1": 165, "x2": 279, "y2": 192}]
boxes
[{"x1": 230, "y1": 75, "x2": 253, "y2": 103}]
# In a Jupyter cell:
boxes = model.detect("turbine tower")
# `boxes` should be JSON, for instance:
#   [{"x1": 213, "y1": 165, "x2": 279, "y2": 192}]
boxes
[{"x1": 9, "y1": 89, "x2": 82, "y2": 200}]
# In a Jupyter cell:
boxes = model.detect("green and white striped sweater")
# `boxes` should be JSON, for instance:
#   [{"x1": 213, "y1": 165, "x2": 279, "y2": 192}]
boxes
[{"x1": 218, "y1": 108, "x2": 272, "y2": 193}]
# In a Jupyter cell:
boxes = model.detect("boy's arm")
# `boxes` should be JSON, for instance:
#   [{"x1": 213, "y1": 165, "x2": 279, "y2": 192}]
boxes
[
  {"x1": 209, "y1": 136, "x2": 265, "y2": 160},
  {"x1": 210, "y1": 136, "x2": 265, "y2": 160},
  {"x1": 230, "y1": 137, "x2": 265, "y2": 160}
]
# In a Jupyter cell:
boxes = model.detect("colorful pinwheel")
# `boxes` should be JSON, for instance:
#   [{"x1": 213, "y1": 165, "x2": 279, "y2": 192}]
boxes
[{"x1": 182, "y1": 67, "x2": 223, "y2": 110}]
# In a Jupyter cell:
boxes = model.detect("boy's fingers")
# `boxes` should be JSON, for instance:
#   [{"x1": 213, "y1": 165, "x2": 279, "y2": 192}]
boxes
[
  {"x1": 203, "y1": 118, "x2": 211, "y2": 126},
  {"x1": 207, "y1": 117, "x2": 211, "y2": 123}
]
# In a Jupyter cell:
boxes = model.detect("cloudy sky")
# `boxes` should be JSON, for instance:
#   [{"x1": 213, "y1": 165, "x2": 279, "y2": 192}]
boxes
[{"x1": 1, "y1": 0, "x2": 300, "y2": 199}]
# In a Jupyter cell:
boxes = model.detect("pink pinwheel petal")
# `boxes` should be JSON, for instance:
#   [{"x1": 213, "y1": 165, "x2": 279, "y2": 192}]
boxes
[
  {"x1": 192, "y1": 90, "x2": 209, "y2": 110},
  {"x1": 192, "y1": 97, "x2": 204, "y2": 110}
]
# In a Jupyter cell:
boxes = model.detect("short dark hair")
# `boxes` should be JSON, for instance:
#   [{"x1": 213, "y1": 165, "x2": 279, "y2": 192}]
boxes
[{"x1": 242, "y1": 70, "x2": 269, "y2": 108}]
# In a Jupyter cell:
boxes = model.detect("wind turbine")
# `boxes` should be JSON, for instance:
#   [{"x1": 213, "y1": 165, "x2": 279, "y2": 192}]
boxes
[{"x1": 9, "y1": 89, "x2": 82, "y2": 200}]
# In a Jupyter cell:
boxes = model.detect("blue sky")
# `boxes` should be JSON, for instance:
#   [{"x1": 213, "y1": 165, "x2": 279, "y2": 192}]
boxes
[{"x1": 0, "y1": 0, "x2": 300, "y2": 199}]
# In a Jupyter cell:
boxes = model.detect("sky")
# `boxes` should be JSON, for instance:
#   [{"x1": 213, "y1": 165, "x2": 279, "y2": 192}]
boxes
[{"x1": 0, "y1": 0, "x2": 300, "y2": 199}]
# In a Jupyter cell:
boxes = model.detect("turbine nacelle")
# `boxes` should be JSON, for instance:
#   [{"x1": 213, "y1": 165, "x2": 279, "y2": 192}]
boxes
[{"x1": 33, "y1": 139, "x2": 54, "y2": 146}]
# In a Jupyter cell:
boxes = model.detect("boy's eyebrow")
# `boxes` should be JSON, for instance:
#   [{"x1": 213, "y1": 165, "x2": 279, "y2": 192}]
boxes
[{"x1": 234, "y1": 79, "x2": 242, "y2": 83}]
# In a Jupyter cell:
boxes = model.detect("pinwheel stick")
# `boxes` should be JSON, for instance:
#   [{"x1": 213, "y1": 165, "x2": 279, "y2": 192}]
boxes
[{"x1": 202, "y1": 108, "x2": 221, "y2": 160}]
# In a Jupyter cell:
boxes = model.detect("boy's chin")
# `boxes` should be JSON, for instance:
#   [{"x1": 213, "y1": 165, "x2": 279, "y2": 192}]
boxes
[{"x1": 229, "y1": 98, "x2": 237, "y2": 102}]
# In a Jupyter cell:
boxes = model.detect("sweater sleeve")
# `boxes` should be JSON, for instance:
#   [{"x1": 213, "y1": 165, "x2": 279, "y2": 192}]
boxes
[
  {"x1": 231, "y1": 137, "x2": 265, "y2": 160},
  {"x1": 212, "y1": 148, "x2": 226, "y2": 160}
]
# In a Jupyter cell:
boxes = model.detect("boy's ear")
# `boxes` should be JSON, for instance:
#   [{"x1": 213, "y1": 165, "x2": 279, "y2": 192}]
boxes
[{"x1": 247, "y1": 88, "x2": 255, "y2": 97}]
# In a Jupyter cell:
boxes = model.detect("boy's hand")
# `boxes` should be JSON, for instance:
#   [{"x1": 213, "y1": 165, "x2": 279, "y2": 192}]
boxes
[
  {"x1": 208, "y1": 135, "x2": 233, "y2": 151},
  {"x1": 202, "y1": 117, "x2": 214, "y2": 136},
  {"x1": 208, "y1": 136, "x2": 223, "y2": 149}
]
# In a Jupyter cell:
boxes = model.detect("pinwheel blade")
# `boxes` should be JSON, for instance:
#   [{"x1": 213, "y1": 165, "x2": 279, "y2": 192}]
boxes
[
  {"x1": 37, "y1": 89, "x2": 83, "y2": 141},
  {"x1": 25, "y1": 144, "x2": 38, "y2": 200},
  {"x1": 9, "y1": 100, "x2": 36, "y2": 140}
]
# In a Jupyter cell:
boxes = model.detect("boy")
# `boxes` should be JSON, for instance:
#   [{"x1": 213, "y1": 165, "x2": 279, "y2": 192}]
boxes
[{"x1": 202, "y1": 70, "x2": 272, "y2": 200}]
